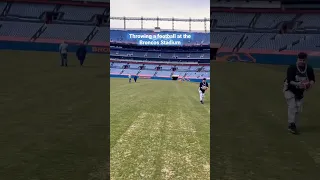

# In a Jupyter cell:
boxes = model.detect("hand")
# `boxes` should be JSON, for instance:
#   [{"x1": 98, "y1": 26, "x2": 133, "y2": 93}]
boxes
[
  {"x1": 306, "y1": 81, "x2": 314, "y2": 90},
  {"x1": 298, "y1": 83, "x2": 305, "y2": 89},
  {"x1": 309, "y1": 81, "x2": 315, "y2": 88}
]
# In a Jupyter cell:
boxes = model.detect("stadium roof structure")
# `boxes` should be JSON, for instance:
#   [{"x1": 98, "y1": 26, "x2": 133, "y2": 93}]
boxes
[
  {"x1": 211, "y1": 0, "x2": 320, "y2": 9},
  {"x1": 110, "y1": 16, "x2": 210, "y2": 33}
]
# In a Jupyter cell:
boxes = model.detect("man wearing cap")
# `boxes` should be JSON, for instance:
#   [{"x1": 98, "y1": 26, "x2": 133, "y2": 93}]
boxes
[
  {"x1": 283, "y1": 52, "x2": 315, "y2": 134},
  {"x1": 199, "y1": 78, "x2": 209, "y2": 104}
]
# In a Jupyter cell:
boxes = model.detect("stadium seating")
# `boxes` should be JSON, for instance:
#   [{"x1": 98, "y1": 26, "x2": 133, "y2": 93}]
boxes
[
  {"x1": 122, "y1": 69, "x2": 139, "y2": 75},
  {"x1": 0, "y1": 2, "x2": 108, "y2": 43},
  {"x1": 128, "y1": 63, "x2": 143, "y2": 69},
  {"x1": 110, "y1": 50, "x2": 208, "y2": 60},
  {"x1": 59, "y1": 6, "x2": 105, "y2": 21},
  {"x1": 185, "y1": 72, "x2": 210, "y2": 79},
  {"x1": 211, "y1": 12, "x2": 255, "y2": 27},
  {"x1": 110, "y1": 68, "x2": 123, "y2": 74},
  {"x1": 211, "y1": 11, "x2": 320, "y2": 51},
  {"x1": 160, "y1": 65, "x2": 172, "y2": 70},
  {"x1": 0, "y1": 21, "x2": 42, "y2": 37},
  {"x1": 110, "y1": 62, "x2": 210, "y2": 79},
  {"x1": 0, "y1": 2, "x2": 7, "y2": 13},
  {"x1": 39, "y1": 24, "x2": 94, "y2": 41},
  {"x1": 155, "y1": 71, "x2": 172, "y2": 77},
  {"x1": 144, "y1": 64, "x2": 159, "y2": 69},
  {"x1": 139, "y1": 70, "x2": 156, "y2": 76},
  {"x1": 91, "y1": 27, "x2": 109, "y2": 42},
  {"x1": 112, "y1": 62, "x2": 127, "y2": 68},
  {"x1": 8, "y1": 3, "x2": 54, "y2": 18}
]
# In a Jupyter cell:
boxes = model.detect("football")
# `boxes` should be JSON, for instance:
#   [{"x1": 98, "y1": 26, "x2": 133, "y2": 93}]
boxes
[
  {"x1": 202, "y1": 86, "x2": 207, "y2": 90},
  {"x1": 302, "y1": 80, "x2": 311, "y2": 90}
]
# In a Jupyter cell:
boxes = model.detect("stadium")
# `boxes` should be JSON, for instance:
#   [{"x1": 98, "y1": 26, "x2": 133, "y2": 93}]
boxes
[
  {"x1": 110, "y1": 14, "x2": 210, "y2": 179},
  {"x1": 0, "y1": 0, "x2": 109, "y2": 179},
  {"x1": 110, "y1": 18, "x2": 210, "y2": 81},
  {"x1": 211, "y1": 0, "x2": 320, "y2": 179}
]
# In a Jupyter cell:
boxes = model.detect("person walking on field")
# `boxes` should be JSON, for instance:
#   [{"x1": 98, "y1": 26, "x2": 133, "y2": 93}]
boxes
[
  {"x1": 59, "y1": 41, "x2": 68, "y2": 67},
  {"x1": 76, "y1": 43, "x2": 87, "y2": 67},
  {"x1": 283, "y1": 52, "x2": 315, "y2": 134}
]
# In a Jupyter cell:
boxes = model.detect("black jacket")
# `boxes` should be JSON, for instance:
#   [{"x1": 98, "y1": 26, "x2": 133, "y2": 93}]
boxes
[{"x1": 76, "y1": 45, "x2": 87, "y2": 59}]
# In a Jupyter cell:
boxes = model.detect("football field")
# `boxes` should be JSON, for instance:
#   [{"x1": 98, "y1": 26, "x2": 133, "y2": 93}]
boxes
[
  {"x1": 110, "y1": 78, "x2": 210, "y2": 180},
  {"x1": 0, "y1": 50, "x2": 109, "y2": 180},
  {"x1": 2, "y1": 50, "x2": 320, "y2": 180},
  {"x1": 211, "y1": 62, "x2": 320, "y2": 180}
]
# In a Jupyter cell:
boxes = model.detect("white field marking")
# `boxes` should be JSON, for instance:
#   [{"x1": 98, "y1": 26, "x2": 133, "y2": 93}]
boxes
[
  {"x1": 110, "y1": 112, "x2": 164, "y2": 180},
  {"x1": 161, "y1": 110, "x2": 210, "y2": 180}
]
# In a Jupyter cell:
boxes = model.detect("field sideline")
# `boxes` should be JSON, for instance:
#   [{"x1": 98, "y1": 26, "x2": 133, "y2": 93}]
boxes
[
  {"x1": 211, "y1": 62, "x2": 320, "y2": 180},
  {"x1": 110, "y1": 78, "x2": 210, "y2": 180}
]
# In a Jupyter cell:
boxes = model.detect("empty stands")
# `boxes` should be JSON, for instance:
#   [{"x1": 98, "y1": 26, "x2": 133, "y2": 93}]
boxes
[
  {"x1": 110, "y1": 62, "x2": 210, "y2": 79},
  {"x1": 211, "y1": 11, "x2": 320, "y2": 52},
  {"x1": 0, "y1": 2, "x2": 108, "y2": 43},
  {"x1": 0, "y1": 21, "x2": 42, "y2": 37}
]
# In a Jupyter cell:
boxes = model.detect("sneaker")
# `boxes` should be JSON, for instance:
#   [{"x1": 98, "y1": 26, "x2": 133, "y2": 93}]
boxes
[
  {"x1": 288, "y1": 123, "x2": 298, "y2": 134},
  {"x1": 200, "y1": 101, "x2": 204, "y2": 104}
]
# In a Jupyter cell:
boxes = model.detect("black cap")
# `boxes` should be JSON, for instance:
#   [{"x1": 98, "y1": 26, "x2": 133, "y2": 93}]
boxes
[
  {"x1": 203, "y1": 78, "x2": 206, "y2": 80},
  {"x1": 298, "y1": 52, "x2": 308, "y2": 59}
]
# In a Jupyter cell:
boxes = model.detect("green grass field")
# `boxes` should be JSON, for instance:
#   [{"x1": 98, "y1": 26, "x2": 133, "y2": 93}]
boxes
[
  {"x1": 2, "y1": 51, "x2": 320, "y2": 180},
  {"x1": 110, "y1": 79, "x2": 210, "y2": 180},
  {"x1": 0, "y1": 50, "x2": 109, "y2": 180},
  {"x1": 211, "y1": 62, "x2": 320, "y2": 180}
]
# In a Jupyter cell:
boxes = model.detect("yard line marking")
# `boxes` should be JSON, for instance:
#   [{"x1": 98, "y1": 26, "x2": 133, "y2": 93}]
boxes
[
  {"x1": 161, "y1": 110, "x2": 210, "y2": 180},
  {"x1": 110, "y1": 112, "x2": 164, "y2": 180}
]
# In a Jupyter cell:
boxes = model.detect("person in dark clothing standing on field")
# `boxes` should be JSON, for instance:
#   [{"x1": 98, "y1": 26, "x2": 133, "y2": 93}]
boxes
[
  {"x1": 283, "y1": 52, "x2": 315, "y2": 134},
  {"x1": 134, "y1": 75, "x2": 138, "y2": 82},
  {"x1": 76, "y1": 43, "x2": 87, "y2": 67}
]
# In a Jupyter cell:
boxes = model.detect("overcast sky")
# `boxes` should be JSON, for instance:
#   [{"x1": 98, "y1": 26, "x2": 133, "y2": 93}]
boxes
[{"x1": 110, "y1": 0, "x2": 210, "y2": 31}]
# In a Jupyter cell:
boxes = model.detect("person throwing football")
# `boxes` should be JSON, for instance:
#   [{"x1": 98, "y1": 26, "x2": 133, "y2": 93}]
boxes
[
  {"x1": 283, "y1": 52, "x2": 315, "y2": 134},
  {"x1": 199, "y1": 78, "x2": 209, "y2": 104}
]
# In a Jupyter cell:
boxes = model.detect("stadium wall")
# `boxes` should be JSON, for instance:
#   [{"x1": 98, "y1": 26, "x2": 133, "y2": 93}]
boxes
[
  {"x1": 216, "y1": 49, "x2": 320, "y2": 68},
  {"x1": 0, "y1": 40, "x2": 109, "y2": 54},
  {"x1": 110, "y1": 74, "x2": 210, "y2": 83}
]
